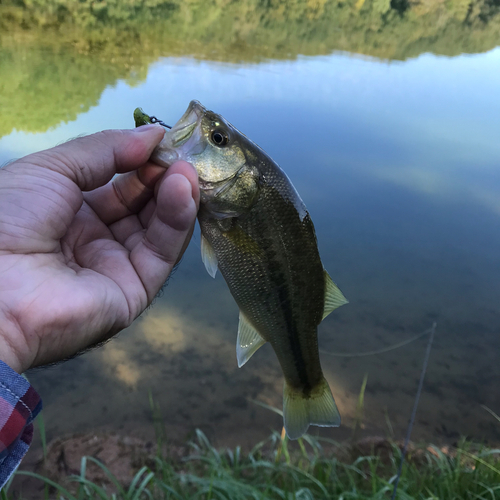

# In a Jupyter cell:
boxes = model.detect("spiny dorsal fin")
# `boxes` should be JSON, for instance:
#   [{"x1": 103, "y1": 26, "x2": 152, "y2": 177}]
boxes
[
  {"x1": 236, "y1": 311, "x2": 266, "y2": 368},
  {"x1": 201, "y1": 233, "x2": 218, "y2": 278},
  {"x1": 323, "y1": 270, "x2": 348, "y2": 320}
]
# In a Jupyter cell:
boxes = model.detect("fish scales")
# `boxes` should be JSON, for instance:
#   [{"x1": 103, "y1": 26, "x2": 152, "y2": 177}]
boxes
[
  {"x1": 134, "y1": 101, "x2": 348, "y2": 439},
  {"x1": 199, "y1": 170, "x2": 325, "y2": 394}
]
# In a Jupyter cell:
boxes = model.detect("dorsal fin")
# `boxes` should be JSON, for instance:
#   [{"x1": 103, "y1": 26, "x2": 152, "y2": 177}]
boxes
[
  {"x1": 236, "y1": 311, "x2": 266, "y2": 367},
  {"x1": 323, "y1": 270, "x2": 348, "y2": 320}
]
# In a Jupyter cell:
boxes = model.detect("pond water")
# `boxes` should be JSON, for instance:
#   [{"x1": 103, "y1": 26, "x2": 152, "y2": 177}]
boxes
[{"x1": 1, "y1": 0, "x2": 500, "y2": 450}]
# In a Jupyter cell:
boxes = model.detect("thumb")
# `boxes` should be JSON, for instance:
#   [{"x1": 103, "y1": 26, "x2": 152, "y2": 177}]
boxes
[{"x1": 129, "y1": 161, "x2": 200, "y2": 301}]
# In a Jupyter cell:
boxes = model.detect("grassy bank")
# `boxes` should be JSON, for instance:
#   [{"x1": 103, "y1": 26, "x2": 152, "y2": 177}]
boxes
[{"x1": 4, "y1": 429, "x2": 500, "y2": 499}]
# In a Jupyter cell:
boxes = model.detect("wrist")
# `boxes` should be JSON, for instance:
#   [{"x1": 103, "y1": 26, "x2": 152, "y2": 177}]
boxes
[
  {"x1": 0, "y1": 317, "x2": 28, "y2": 374},
  {"x1": 0, "y1": 345, "x2": 23, "y2": 374}
]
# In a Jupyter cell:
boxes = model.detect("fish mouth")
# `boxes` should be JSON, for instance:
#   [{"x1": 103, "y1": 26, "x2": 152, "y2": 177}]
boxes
[
  {"x1": 169, "y1": 100, "x2": 206, "y2": 147},
  {"x1": 152, "y1": 100, "x2": 206, "y2": 167}
]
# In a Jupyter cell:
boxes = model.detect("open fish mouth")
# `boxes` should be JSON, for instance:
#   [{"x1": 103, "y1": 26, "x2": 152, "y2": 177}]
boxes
[
  {"x1": 150, "y1": 100, "x2": 207, "y2": 167},
  {"x1": 169, "y1": 101, "x2": 205, "y2": 147}
]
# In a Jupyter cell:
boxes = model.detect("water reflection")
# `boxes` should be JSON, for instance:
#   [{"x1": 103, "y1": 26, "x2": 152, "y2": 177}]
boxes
[
  {"x1": 1, "y1": 0, "x2": 500, "y2": 450},
  {"x1": 2, "y1": 0, "x2": 500, "y2": 137}
]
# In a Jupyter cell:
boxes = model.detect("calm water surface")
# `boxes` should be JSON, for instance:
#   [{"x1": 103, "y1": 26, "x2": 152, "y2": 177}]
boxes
[{"x1": 1, "y1": 2, "x2": 500, "y2": 449}]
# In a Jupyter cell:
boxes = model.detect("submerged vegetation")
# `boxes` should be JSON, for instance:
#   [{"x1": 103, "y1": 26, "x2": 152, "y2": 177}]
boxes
[
  {"x1": 1, "y1": 0, "x2": 500, "y2": 137},
  {"x1": 5, "y1": 429, "x2": 500, "y2": 499}
]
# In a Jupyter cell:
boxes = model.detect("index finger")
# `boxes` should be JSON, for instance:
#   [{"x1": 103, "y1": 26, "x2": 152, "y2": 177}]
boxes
[{"x1": 20, "y1": 125, "x2": 166, "y2": 192}]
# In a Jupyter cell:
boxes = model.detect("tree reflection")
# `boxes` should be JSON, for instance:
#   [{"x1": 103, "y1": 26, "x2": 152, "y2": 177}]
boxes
[{"x1": 1, "y1": 0, "x2": 499, "y2": 135}]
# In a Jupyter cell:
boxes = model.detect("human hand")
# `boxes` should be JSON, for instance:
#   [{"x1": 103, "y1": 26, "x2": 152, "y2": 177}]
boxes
[{"x1": 0, "y1": 126, "x2": 199, "y2": 374}]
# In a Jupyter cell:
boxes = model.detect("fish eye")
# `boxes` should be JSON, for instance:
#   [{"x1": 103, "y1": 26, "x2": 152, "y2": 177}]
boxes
[{"x1": 211, "y1": 129, "x2": 229, "y2": 147}]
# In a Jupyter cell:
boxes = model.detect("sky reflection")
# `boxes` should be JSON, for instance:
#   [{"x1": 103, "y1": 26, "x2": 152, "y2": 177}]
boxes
[{"x1": 2, "y1": 48, "x2": 499, "y2": 211}]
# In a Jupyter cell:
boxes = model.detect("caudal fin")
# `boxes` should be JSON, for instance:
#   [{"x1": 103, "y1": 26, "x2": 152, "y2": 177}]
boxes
[{"x1": 283, "y1": 378, "x2": 340, "y2": 440}]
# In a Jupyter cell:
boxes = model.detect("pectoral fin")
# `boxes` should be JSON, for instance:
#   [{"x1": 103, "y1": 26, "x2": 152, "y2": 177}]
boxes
[
  {"x1": 201, "y1": 233, "x2": 218, "y2": 278},
  {"x1": 236, "y1": 311, "x2": 266, "y2": 368},
  {"x1": 322, "y1": 270, "x2": 348, "y2": 320}
]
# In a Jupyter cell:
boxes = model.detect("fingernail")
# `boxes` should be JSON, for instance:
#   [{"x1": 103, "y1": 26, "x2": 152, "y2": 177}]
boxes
[{"x1": 134, "y1": 124, "x2": 165, "y2": 134}]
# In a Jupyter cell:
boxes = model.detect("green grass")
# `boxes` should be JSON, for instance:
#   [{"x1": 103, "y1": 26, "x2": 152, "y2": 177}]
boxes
[{"x1": 5, "y1": 430, "x2": 500, "y2": 499}]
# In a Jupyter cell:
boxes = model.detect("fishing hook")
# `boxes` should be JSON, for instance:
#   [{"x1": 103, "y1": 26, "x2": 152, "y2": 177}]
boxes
[{"x1": 149, "y1": 116, "x2": 172, "y2": 129}]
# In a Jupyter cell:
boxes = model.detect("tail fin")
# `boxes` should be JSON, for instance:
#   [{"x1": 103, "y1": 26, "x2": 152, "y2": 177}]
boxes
[{"x1": 283, "y1": 378, "x2": 340, "y2": 440}]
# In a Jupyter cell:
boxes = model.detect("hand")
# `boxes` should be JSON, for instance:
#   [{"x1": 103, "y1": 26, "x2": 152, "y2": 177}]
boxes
[{"x1": 0, "y1": 126, "x2": 199, "y2": 373}]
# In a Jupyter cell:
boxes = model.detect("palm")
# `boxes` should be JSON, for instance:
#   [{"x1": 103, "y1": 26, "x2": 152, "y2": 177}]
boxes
[{"x1": 0, "y1": 128, "x2": 199, "y2": 373}]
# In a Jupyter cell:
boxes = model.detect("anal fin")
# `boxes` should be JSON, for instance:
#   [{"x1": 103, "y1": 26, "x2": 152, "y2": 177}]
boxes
[
  {"x1": 237, "y1": 311, "x2": 266, "y2": 368},
  {"x1": 323, "y1": 270, "x2": 348, "y2": 320}
]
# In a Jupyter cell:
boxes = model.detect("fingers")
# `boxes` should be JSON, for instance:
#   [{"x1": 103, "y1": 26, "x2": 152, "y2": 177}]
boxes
[
  {"x1": 19, "y1": 125, "x2": 166, "y2": 192},
  {"x1": 129, "y1": 162, "x2": 199, "y2": 301},
  {"x1": 106, "y1": 160, "x2": 198, "y2": 244},
  {"x1": 84, "y1": 162, "x2": 166, "y2": 225},
  {"x1": 155, "y1": 161, "x2": 200, "y2": 226}
]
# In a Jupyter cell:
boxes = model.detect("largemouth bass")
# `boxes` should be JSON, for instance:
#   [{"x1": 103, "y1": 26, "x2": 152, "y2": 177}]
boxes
[{"x1": 134, "y1": 101, "x2": 348, "y2": 439}]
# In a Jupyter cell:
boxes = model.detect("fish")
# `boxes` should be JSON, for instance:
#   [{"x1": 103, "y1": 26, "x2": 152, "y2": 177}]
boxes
[{"x1": 134, "y1": 101, "x2": 348, "y2": 439}]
